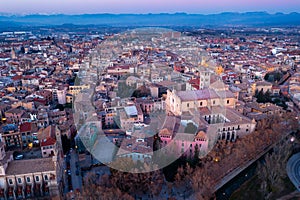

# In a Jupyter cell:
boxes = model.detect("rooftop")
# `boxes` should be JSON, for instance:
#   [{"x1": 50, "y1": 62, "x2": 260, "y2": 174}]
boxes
[
  {"x1": 124, "y1": 105, "x2": 138, "y2": 116},
  {"x1": 41, "y1": 137, "x2": 56, "y2": 147},
  {"x1": 5, "y1": 157, "x2": 55, "y2": 175}
]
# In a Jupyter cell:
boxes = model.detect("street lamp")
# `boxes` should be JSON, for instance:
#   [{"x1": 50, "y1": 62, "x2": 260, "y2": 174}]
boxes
[{"x1": 291, "y1": 137, "x2": 295, "y2": 142}]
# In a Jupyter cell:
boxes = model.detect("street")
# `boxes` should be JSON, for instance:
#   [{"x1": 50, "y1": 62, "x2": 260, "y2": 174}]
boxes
[{"x1": 70, "y1": 149, "x2": 83, "y2": 192}]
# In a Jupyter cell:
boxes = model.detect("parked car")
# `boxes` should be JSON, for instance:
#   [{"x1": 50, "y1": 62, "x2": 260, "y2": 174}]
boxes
[{"x1": 14, "y1": 154, "x2": 24, "y2": 160}]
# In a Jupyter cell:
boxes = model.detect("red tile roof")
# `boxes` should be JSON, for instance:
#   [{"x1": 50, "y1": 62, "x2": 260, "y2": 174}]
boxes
[
  {"x1": 188, "y1": 78, "x2": 200, "y2": 90},
  {"x1": 20, "y1": 122, "x2": 32, "y2": 133},
  {"x1": 41, "y1": 137, "x2": 56, "y2": 147},
  {"x1": 11, "y1": 75, "x2": 22, "y2": 81}
]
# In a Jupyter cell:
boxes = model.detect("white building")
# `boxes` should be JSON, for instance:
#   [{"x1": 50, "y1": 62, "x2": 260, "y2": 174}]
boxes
[
  {"x1": 199, "y1": 70, "x2": 211, "y2": 89},
  {"x1": 56, "y1": 89, "x2": 66, "y2": 105}
]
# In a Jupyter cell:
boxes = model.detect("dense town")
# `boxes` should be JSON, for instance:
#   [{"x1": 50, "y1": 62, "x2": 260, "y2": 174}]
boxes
[{"x1": 0, "y1": 26, "x2": 299, "y2": 200}]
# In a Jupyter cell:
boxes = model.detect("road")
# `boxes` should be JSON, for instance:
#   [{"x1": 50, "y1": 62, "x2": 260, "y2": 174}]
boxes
[
  {"x1": 214, "y1": 130, "x2": 294, "y2": 193},
  {"x1": 63, "y1": 155, "x2": 69, "y2": 194},
  {"x1": 286, "y1": 152, "x2": 300, "y2": 191},
  {"x1": 70, "y1": 149, "x2": 83, "y2": 192}
]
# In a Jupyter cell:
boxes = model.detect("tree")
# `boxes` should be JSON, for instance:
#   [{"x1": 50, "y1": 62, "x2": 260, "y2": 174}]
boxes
[
  {"x1": 131, "y1": 85, "x2": 151, "y2": 98},
  {"x1": 76, "y1": 172, "x2": 134, "y2": 200},
  {"x1": 256, "y1": 89, "x2": 265, "y2": 103},
  {"x1": 265, "y1": 90, "x2": 272, "y2": 102},
  {"x1": 109, "y1": 161, "x2": 164, "y2": 197},
  {"x1": 184, "y1": 122, "x2": 197, "y2": 134},
  {"x1": 192, "y1": 144, "x2": 200, "y2": 166},
  {"x1": 257, "y1": 140, "x2": 292, "y2": 198},
  {"x1": 191, "y1": 166, "x2": 215, "y2": 200}
]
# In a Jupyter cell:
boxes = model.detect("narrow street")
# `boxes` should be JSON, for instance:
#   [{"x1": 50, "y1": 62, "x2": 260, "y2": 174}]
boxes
[{"x1": 70, "y1": 149, "x2": 83, "y2": 191}]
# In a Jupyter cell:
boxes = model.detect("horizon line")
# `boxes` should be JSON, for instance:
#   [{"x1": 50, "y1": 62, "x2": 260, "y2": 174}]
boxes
[{"x1": 1, "y1": 11, "x2": 299, "y2": 16}]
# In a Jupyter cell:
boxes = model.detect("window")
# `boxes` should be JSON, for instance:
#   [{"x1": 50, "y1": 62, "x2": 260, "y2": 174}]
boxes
[
  {"x1": 35, "y1": 176, "x2": 39, "y2": 182},
  {"x1": 213, "y1": 100, "x2": 215, "y2": 105},
  {"x1": 44, "y1": 175, "x2": 48, "y2": 181},
  {"x1": 26, "y1": 177, "x2": 30, "y2": 183},
  {"x1": 8, "y1": 179, "x2": 13, "y2": 185},
  {"x1": 246, "y1": 129, "x2": 249, "y2": 132},
  {"x1": 227, "y1": 100, "x2": 230, "y2": 104},
  {"x1": 200, "y1": 102, "x2": 203, "y2": 106},
  {"x1": 187, "y1": 103, "x2": 189, "y2": 108},
  {"x1": 17, "y1": 178, "x2": 22, "y2": 184}
]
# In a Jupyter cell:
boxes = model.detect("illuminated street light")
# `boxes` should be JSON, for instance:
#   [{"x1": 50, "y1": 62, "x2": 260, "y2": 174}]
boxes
[{"x1": 291, "y1": 137, "x2": 295, "y2": 142}]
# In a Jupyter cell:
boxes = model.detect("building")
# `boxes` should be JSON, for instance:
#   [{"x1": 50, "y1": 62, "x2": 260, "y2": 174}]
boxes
[
  {"x1": 4, "y1": 108, "x2": 25, "y2": 125},
  {"x1": 252, "y1": 81, "x2": 272, "y2": 95},
  {"x1": 19, "y1": 122, "x2": 38, "y2": 148},
  {"x1": 0, "y1": 127, "x2": 64, "y2": 199},
  {"x1": 119, "y1": 105, "x2": 143, "y2": 131},
  {"x1": 0, "y1": 156, "x2": 62, "y2": 199},
  {"x1": 116, "y1": 136, "x2": 153, "y2": 162},
  {"x1": 56, "y1": 89, "x2": 66, "y2": 105},
  {"x1": 66, "y1": 94, "x2": 73, "y2": 104},
  {"x1": 166, "y1": 88, "x2": 236, "y2": 116},
  {"x1": 199, "y1": 106, "x2": 256, "y2": 140},
  {"x1": 68, "y1": 85, "x2": 90, "y2": 96},
  {"x1": 0, "y1": 124, "x2": 21, "y2": 149},
  {"x1": 48, "y1": 109, "x2": 67, "y2": 125},
  {"x1": 40, "y1": 136, "x2": 56, "y2": 159},
  {"x1": 107, "y1": 66, "x2": 130, "y2": 75},
  {"x1": 199, "y1": 70, "x2": 211, "y2": 89},
  {"x1": 158, "y1": 116, "x2": 209, "y2": 158}
]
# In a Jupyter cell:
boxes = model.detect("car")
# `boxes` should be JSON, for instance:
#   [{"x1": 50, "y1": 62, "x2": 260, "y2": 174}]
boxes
[
  {"x1": 33, "y1": 140, "x2": 39, "y2": 144},
  {"x1": 67, "y1": 170, "x2": 71, "y2": 175},
  {"x1": 14, "y1": 154, "x2": 24, "y2": 160}
]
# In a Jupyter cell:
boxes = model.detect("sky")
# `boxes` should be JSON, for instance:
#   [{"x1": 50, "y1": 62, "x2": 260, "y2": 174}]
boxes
[{"x1": 0, "y1": 0, "x2": 299, "y2": 14}]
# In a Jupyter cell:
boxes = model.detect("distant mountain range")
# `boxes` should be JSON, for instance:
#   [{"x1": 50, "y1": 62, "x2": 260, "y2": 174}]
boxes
[{"x1": 0, "y1": 12, "x2": 300, "y2": 27}]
